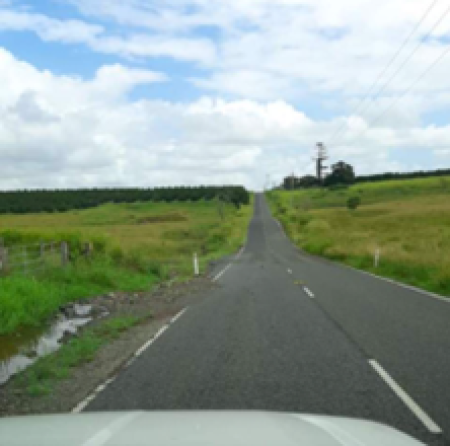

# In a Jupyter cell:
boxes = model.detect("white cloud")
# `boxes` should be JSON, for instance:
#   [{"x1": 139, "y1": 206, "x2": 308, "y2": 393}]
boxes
[
  {"x1": 0, "y1": 9, "x2": 103, "y2": 43},
  {"x1": 0, "y1": 48, "x2": 449, "y2": 191},
  {"x1": 4, "y1": 0, "x2": 450, "y2": 107},
  {"x1": 91, "y1": 35, "x2": 216, "y2": 65},
  {"x1": 0, "y1": 7, "x2": 216, "y2": 65}
]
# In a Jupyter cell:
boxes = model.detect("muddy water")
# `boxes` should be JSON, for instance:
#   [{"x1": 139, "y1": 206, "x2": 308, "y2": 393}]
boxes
[{"x1": 0, "y1": 305, "x2": 93, "y2": 385}]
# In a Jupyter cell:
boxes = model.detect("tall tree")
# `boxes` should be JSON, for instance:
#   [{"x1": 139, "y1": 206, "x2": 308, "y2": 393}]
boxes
[{"x1": 324, "y1": 161, "x2": 356, "y2": 186}]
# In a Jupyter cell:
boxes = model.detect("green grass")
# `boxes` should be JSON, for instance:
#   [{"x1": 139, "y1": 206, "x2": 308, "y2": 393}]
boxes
[
  {"x1": 0, "y1": 199, "x2": 252, "y2": 335},
  {"x1": 267, "y1": 176, "x2": 450, "y2": 296},
  {"x1": 16, "y1": 315, "x2": 143, "y2": 397},
  {"x1": 0, "y1": 260, "x2": 157, "y2": 335}
]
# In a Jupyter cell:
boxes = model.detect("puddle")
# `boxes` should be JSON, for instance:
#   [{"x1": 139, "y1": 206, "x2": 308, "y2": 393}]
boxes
[{"x1": 0, "y1": 306, "x2": 93, "y2": 385}]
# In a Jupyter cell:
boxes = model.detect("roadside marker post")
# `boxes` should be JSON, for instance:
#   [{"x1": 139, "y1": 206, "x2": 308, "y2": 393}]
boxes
[
  {"x1": 374, "y1": 248, "x2": 380, "y2": 268},
  {"x1": 193, "y1": 253, "x2": 199, "y2": 276}
]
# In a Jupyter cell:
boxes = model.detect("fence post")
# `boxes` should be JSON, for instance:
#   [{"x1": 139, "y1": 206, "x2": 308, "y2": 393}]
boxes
[
  {"x1": 193, "y1": 252, "x2": 199, "y2": 276},
  {"x1": 40, "y1": 242, "x2": 45, "y2": 258},
  {"x1": 0, "y1": 246, "x2": 7, "y2": 273},
  {"x1": 84, "y1": 242, "x2": 92, "y2": 259},
  {"x1": 23, "y1": 246, "x2": 27, "y2": 274},
  {"x1": 61, "y1": 242, "x2": 69, "y2": 267}
]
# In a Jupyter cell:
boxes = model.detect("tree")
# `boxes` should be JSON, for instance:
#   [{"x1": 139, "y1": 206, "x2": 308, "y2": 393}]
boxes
[
  {"x1": 347, "y1": 196, "x2": 361, "y2": 210},
  {"x1": 324, "y1": 161, "x2": 355, "y2": 186},
  {"x1": 282, "y1": 175, "x2": 319, "y2": 190},
  {"x1": 283, "y1": 175, "x2": 297, "y2": 190},
  {"x1": 298, "y1": 175, "x2": 319, "y2": 188}
]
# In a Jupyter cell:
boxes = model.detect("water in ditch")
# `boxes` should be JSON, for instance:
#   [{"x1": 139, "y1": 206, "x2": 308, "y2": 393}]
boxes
[{"x1": 0, "y1": 304, "x2": 94, "y2": 385}]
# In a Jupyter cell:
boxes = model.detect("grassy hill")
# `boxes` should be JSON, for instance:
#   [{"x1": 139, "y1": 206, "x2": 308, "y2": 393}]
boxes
[
  {"x1": 267, "y1": 176, "x2": 450, "y2": 296},
  {"x1": 0, "y1": 199, "x2": 252, "y2": 334}
]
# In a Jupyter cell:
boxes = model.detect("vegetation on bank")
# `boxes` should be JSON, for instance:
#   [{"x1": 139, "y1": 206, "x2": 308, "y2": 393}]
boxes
[
  {"x1": 16, "y1": 314, "x2": 148, "y2": 397},
  {"x1": 0, "y1": 198, "x2": 253, "y2": 335},
  {"x1": 0, "y1": 186, "x2": 250, "y2": 214},
  {"x1": 267, "y1": 176, "x2": 450, "y2": 296},
  {"x1": 283, "y1": 167, "x2": 450, "y2": 190}
]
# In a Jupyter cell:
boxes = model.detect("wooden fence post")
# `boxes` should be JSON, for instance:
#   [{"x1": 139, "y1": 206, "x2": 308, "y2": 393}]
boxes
[
  {"x1": 40, "y1": 242, "x2": 45, "y2": 258},
  {"x1": 23, "y1": 246, "x2": 27, "y2": 274},
  {"x1": 0, "y1": 246, "x2": 7, "y2": 273},
  {"x1": 61, "y1": 242, "x2": 69, "y2": 267},
  {"x1": 84, "y1": 242, "x2": 92, "y2": 259}
]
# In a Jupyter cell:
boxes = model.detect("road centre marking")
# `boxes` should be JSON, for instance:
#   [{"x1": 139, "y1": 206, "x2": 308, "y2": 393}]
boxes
[
  {"x1": 304, "y1": 287, "x2": 315, "y2": 298},
  {"x1": 368, "y1": 359, "x2": 442, "y2": 434}
]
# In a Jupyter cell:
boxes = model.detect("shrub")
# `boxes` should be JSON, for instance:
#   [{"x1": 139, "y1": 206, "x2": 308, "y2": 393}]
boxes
[
  {"x1": 328, "y1": 184, "x2": 349, "y2": 191},
  {"x1": 347, "y1": 196, "x2": 361, "y2": 210},
  {"x1": 110, "y1": 246, "x2": 124, "y2": 264}
]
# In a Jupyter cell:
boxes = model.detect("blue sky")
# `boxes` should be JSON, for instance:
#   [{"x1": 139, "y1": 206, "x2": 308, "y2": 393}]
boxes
[{"x1": 0, "y1": 0, "x2": 449, "y2": 189}]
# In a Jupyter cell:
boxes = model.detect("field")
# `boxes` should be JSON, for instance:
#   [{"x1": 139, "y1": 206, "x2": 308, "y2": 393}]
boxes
[
  {"x1": 0, "y1": 199, "x2": 252, "y2": 334},
  {"x1": 267, "y1": 176, "x2": 450, "y2": 296}
]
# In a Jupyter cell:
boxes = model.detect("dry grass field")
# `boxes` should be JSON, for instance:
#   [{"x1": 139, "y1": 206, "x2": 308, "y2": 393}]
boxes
[{"x1": 267, "y1": 177, "x2": 450, "y2": 296}]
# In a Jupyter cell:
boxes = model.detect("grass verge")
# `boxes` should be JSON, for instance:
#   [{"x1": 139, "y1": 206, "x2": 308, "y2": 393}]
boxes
[
  {"x1": 0, "y1": 260, "x2": 159, "y2": 335},
  {"x1": 267, "y1": 177, "x2": 450, "y2": 296},
  {"x1": 15, "y1": 314, "x2": 148, "y2": 397},
  {"x1": 0, "y1": 197, "x2": 253, "y2": 335}
]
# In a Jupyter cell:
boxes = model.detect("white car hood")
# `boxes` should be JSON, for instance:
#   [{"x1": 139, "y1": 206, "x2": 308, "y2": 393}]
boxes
[{"x1": 0, "y1": 411, "x2": 424, "y2": 446}]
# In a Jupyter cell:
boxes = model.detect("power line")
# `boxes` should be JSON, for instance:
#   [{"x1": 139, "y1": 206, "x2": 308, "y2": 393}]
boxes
[
  {"x1": 342, "y1": 40, "x2": 450, "y2": 149},
  {"x1": 358, "y1": 3, "x2": 450, "y2": 110},
  {"x1": 329, "y1": 0, "x2": 445, "y2": 147}
]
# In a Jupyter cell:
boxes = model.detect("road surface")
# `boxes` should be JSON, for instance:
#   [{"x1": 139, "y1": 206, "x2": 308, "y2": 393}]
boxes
[{"x1": 87, "y1": 194, "x2": 450, "y2": 445}]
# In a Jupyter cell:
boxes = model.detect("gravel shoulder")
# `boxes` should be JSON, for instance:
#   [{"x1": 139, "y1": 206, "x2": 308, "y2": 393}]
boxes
[{"x1": 0, "y1": 277, "x2": 215, "y2": 416}]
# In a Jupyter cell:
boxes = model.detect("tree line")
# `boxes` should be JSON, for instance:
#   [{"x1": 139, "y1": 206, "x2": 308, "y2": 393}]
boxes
[
  {"x1": 283, "y1": 165, "x2": 450, "y2": 190},
  {"x1": 355, "y1": 168, "x2": 450, "y2": 183},
  {"x1": 0, "y1": 186, "x2": 250, "y2": 214}
]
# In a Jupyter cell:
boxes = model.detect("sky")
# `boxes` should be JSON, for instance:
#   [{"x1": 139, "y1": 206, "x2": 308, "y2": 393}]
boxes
[{"x1": 0, "y1": 0, "x2": 450, "y2": 190}]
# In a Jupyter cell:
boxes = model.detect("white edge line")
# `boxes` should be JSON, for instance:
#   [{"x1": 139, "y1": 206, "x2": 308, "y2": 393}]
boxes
[
  {"x1": 134, "y1": 325, "x2": 168, "y2": 357},
  {"x1": 211, "y1": 244, "x2": 245, "y2": 283},
  {"x1": 212, "y1": 263, "x2": 233, "y2": 282},
  {"x1": 235, "y1": 245, "x2": 245, "y2": 260},
  {"x1": 304, "y1": 287, "x2": 315, "y2": 298},
  {"x1": 368, "y1": 360, "x2": 442, "y2": 434},
  {"x1": 170, "y1": 307, "x2": 188, "y2": 324},
  {"x1": 289, "y1": 234, "x2": 449, "y2": 303},
  {"x1": 72, "y1": 307, "x2": 188, "y2": 413},
  {"x1": 352, "y1": 267, "x2": 449, "y2": 303},
  {"x1": 273, "y1": 218, "x2": 287, "y2": 238}
]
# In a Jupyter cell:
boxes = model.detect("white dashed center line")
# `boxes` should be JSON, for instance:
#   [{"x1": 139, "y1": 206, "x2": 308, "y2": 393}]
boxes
[{"x1": 368, "y1": 359, "x2": 442, "y2": 434}]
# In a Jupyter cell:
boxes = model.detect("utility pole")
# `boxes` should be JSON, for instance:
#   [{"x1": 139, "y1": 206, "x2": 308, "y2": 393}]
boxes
[{"x1": 313, "y1": 143, "x2": 328, "y2": 184}]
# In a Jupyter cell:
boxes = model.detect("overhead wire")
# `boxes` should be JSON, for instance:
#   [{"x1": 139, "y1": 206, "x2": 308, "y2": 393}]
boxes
[
  {"x1": 330, "y1": 0, "x2": 450, "y2": 149},
  {"x1": 342, "y1": 38, "x2": 450, "y2": 149},
  {"x1": 328, "y1": 0, "x2": 440, "y2": 147}
]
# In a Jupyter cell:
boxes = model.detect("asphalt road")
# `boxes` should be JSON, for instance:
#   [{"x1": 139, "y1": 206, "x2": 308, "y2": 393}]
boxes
[{"x1": 87, "y1": 194, "x2": 450, "y2": 445}]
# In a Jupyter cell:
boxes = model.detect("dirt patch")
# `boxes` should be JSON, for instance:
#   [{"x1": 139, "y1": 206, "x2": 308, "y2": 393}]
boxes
[
  {"x1": 135, "y1": 213, "x2": 187, "y2": 224},
  {"x1": 0, "y1": 277, "x2": 215, "y2": 416}
]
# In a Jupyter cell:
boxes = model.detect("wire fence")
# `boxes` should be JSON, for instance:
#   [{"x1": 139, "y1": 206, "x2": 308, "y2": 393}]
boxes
[{"x1": 0, "y1": 240, "x2": 92, "y2": 277}]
